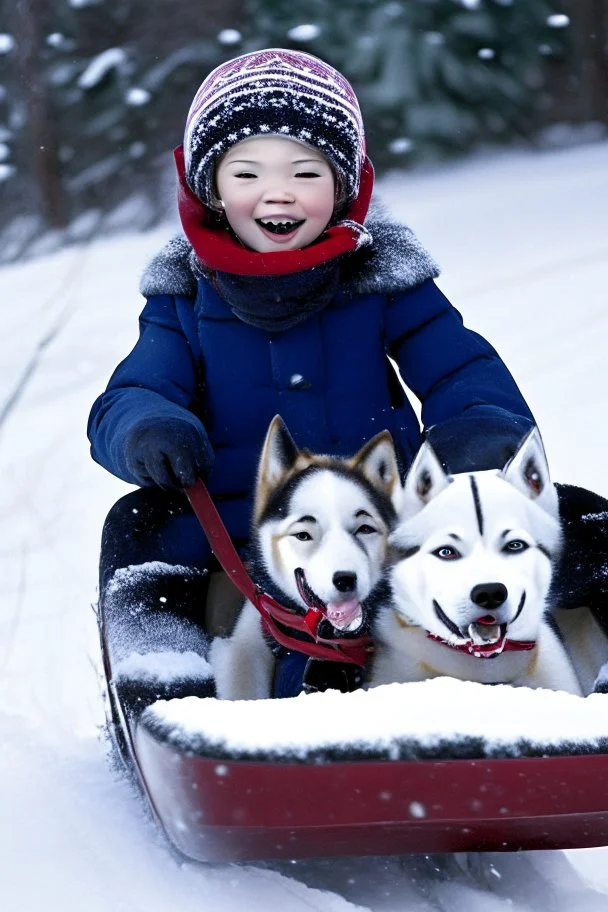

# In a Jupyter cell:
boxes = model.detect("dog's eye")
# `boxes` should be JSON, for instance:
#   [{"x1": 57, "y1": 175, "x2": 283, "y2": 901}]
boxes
[
  {"x1": 355, "y1": 524, "x2": 377, "y2": 535},
  {"x1": 433, "y1": 546, "x2": 461, "y2": 560},
  {"x1": 292, "y1": 531, "x2": 313, "y2": 541},
  {"x1": 503, "y1": 539, "x2": 529, "y2": 554}
]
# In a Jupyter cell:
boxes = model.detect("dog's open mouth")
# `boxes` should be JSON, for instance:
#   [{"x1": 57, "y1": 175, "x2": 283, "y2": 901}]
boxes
[
  {"x1": 294, "y1": 568, "x2": 364, "y2": 633},
  {"x1": 467, "y1": 616, "x2": 507, "y2": 647},
  {"x1": 256, "y1": 218, "x2": 305, "y2": 235}
]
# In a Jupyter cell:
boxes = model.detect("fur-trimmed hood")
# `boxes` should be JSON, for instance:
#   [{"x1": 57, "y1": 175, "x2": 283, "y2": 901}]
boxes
[{"x1": 140, "y1": 205, "x2": 440, "y2": 300}]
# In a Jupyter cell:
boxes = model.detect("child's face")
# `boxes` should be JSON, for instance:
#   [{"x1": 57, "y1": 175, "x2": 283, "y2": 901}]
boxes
[{"x1": 215, "y1": 136, "x2": 336, "y2": 252}]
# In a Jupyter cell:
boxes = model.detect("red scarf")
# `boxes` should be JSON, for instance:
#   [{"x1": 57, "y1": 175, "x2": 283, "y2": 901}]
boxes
[{"x1": 175, "y1": 145, "x2": 374, "y2": 277}]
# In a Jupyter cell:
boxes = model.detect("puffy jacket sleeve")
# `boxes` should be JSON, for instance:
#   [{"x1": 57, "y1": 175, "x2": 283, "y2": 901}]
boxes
[
  {"x1": 87, "y1": 294, "x2": 205, "y2": 485},
  {"x1": 387, "y1": 278, "x2": 535, "y2": 470}
]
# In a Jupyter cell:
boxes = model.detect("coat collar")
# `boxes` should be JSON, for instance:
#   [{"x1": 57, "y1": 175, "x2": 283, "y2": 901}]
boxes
[{"x1": 140, "y1": 196, "x2": 441, "y2": 301}]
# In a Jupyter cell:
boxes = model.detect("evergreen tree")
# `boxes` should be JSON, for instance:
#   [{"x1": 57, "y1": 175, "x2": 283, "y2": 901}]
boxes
[
  {"x1": 244, "y1": 0, "x2": 569, "y2": 168},
  {"x1": 0, "y1": 0, "x2": 576, "y2": 256},
  {"x1": 40, "y1": 0, "x2": 234, "y2": 223},
  {"x1": 2, "y1": 0, "x2": 246, "y2": 241}
]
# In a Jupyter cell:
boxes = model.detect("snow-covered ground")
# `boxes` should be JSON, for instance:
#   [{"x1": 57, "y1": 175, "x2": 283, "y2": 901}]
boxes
[{"x1": 1, "y1": 139, "x2": 608, "y2": 910}]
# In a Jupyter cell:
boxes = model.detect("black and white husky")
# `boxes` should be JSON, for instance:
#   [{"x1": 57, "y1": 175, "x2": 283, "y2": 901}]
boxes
[
  {"x1": 369, "y1": 428, "x2": 582, "y2": 695},
  {"x1": 210, "y1": 416, "x2": 402, "y2": 700}
]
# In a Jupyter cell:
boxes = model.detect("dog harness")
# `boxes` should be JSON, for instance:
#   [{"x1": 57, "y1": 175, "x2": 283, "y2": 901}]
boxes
[{"x1": 186, "y1": 480, "x2": 373, "y2": 667}]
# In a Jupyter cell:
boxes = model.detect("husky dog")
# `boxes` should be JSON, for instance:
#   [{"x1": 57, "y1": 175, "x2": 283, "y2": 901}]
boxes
[
  {"x1": 210, "y1": 416, "x2": 402, "y2": 700},
  {"x1": 369, "y1": 428, "x2": 582, "y2": 695}
]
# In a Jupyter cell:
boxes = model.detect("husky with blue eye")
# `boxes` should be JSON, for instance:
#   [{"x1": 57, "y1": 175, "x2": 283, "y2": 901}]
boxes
[
  {"x1": 369, "y1": 429, "x2": 582, "y2": 695},
  {"x1": 210, "y1": 416, "x2": 402, "y2": 700}
]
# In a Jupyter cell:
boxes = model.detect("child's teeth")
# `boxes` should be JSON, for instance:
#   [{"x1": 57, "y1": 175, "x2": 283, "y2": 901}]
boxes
[{"x1": 258, "y1": 218, "x2": 302, "y2": 235}]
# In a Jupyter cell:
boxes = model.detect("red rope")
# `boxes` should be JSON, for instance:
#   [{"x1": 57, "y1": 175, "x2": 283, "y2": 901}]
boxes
[{"x1": 186, "y1": 480, "x2": 372, "y2": 667}]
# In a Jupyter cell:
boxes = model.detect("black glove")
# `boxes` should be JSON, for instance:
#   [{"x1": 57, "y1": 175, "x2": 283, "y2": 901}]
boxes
[
  {"x1": 425, "y1": 411, "x2": 533, "y2": 474},
  {"x1": 124, "y1": 417, "x2": 214, "y2": 489}
]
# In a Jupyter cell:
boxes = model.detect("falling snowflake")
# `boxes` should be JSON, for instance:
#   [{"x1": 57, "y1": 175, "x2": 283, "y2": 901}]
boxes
[
  {"x1": 0, "y1": 33, "x2": 15, "y2": 54},
  {"x1": 389, "y1": 137, "x2": 413, "y2": 154},
  {"x1": 126, "y1": 87, "x2": 151, "y2": 106},
  {"x1": 547, "y1": 14, "x2": 570, "y2": 28},
  {"x1": 129, "y1": 142, "x2": 146, "y2": 159},
  {"x1": 287, "y1": 24, "x2": 321, "y2": 42},
  {"x1": 409, "y1": 801, "x2": 427, "y2": 819},
  {"x1": 217, "y1": 29, "x2": 242, "y2": 46}
]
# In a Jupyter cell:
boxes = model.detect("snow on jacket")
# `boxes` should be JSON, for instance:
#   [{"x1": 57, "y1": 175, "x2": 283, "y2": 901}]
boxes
[{"x1": 87, "y1": 214, "x2": 534, "y2": 543}]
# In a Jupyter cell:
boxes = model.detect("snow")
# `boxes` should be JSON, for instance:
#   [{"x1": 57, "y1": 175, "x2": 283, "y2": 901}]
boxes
[
  {"x1": 78, "y1": 48, "x2": 127, "y2": 90},
  {"x1": 147, "y1": 679, "x2": 608, "y2": 761},
  {"x1": 46, "y1": 32, "x2": 66, "y2": 48},
  {"x1": 0, "y1": 33, "x2": 15, "y2": 55},
  {"x1": 218, "y1": 29, "x2": 243, "y2": 46},
  {"x1": 126, "y1": 87, "x2": 151, "y2": 106},
  {"x1": 547, "y1": 14, "x2": 570, "y2": 29},
  {"x1": 114, "y1": 650, "x2": 213, "y2": 684},
  {"x1": 287, "y1": 24, "x2": 323, "y2": 42},
  {"x1": 1, "y1": 139, "x2": 608, "y2": 908}
]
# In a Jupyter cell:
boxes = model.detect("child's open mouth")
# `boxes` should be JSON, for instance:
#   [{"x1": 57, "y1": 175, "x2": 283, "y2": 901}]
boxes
[{"x1": 256, "y1": 218, "x2": 305, "y2": 236}]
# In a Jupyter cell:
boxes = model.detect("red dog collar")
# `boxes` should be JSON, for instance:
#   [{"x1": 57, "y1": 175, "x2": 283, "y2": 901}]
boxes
[{"x1": 427, "y1": 632, "x2": 536, "y2": 659}]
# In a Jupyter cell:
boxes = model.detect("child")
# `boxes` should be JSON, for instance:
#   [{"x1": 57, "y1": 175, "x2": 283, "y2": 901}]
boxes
[{"x1": 89, "y1": 49, "x2": 547, "y2": 693}]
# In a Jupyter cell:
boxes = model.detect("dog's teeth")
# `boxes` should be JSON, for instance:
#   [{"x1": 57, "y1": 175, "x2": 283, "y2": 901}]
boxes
[{"x1": 468, "y1": 622, "x2": 501, "y2": 645}]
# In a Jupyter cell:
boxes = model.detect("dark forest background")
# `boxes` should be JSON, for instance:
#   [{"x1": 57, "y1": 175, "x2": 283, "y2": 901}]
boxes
[{"x1": 1, "y1": 0, "x2": 607, "y2": 262}]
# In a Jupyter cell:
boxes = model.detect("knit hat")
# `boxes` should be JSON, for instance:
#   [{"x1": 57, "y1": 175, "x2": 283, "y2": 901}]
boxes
[{"x1": 183, "y1": 49, "x2": 366, "y2": 209}]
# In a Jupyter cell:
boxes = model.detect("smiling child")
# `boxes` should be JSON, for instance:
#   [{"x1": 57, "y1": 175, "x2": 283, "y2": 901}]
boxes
[{"x1": 88, "y1": 49, "x2": 539, "y2": 695}]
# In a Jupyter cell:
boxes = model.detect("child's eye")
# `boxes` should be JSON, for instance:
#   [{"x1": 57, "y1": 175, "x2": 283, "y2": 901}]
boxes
[
  {"x1": 292, "y1": 530, "x2": 313, "y2": 541},
  {"x1": 234, "y1": 171, "x2": 257, "y2": 179},
  {"x1": 295, "y1": 171, "x2": 321, "y2": 178}
]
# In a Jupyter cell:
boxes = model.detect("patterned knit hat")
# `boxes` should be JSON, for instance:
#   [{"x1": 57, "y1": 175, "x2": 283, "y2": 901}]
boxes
[{"x1": 183, "y1": 49, "x2": 366, "y2": 209}]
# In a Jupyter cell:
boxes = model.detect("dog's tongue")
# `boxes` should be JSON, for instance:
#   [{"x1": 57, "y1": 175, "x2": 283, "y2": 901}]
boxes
[{"x1": 326, "y1": 599, "x2": 363, "y2": 632}]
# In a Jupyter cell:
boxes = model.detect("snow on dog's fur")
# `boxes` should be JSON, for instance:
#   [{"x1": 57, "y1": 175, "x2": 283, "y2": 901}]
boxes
[
  {"x1": 211, "y1": 416, "x2": 402, "y2": 700},
  {"x1": 369, "y1": 428, "x2": 582, "y2": 695}
]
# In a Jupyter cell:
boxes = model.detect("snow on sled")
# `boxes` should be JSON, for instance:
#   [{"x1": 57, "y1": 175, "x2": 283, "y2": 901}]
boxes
[{"x1": 100, "y1": 557, "x2": 608, "y2": 864}]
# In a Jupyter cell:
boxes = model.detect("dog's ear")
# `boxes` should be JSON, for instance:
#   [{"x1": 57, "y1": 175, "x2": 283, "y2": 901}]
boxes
[
  {"x1": 402, "y1": 441, "x2": 451, "y2": 515},
  {"x1": 501, "y1": 426, "x2": 558, "y2": 514},
  {"x1": 350, "y1": 431, "x2": 403, "y2": 512},
  {"x1": 255, "y1": 416, "x2": 299, "y2": 520}
]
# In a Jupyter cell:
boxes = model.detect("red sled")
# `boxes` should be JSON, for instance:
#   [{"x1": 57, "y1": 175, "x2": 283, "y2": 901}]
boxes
[{"x1": 99, "y1": 562, "x2": 608, "y2": 864}]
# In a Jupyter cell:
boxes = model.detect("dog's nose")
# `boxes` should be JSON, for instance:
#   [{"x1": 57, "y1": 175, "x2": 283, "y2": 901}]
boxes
[
  {"x1": 470, "y1": 582, "x2": 508, "y2": 611},
  {"x1": 333, "y1": 572, "x2": 357, "y2": 593}
]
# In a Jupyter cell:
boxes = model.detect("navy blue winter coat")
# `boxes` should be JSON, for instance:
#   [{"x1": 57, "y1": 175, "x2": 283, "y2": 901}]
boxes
[{"x1": 88, "y1": 218, "x2": 533, "y2": 550}]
